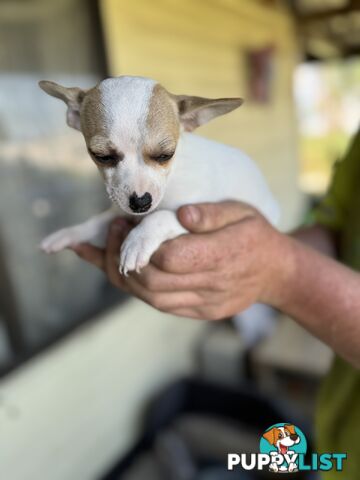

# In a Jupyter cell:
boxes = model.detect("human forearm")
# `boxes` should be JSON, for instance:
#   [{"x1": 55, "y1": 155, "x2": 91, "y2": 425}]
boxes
[
  {"x1": 291, "y1": 224, "x2": 338, "y2": 258},
  {"x1": 272, "y1": 236, "x2": 360, "y2": 368}
]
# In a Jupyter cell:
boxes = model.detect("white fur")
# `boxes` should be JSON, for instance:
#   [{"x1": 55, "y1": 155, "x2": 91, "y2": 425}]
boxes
[
  {"x1": 40, "y1": 209, "x2": 118, "y2": 253},
  {"x1": 96, "y1": 76, "x2": 156, "y2": 139},
  {"x1": 89, "y1": 77, "x2": 170, "y2": 215},
  {"x1": 161, "y1": 133, "x2": 279, "y2": 222},
  {"x1": 40, "y1": 76, "x2": 279, "y2": 276},
  {"x1": 120, "y1": 210, "x2": 187, "y2": 274}
]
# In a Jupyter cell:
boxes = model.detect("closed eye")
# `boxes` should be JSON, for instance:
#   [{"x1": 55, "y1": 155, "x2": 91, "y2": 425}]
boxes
[
  {"x1": 90, "y1": 151, "x2": 123, "y2": 166},
  {"x1": 150, "y1": 152, "x2": 174, "y2": 163}
]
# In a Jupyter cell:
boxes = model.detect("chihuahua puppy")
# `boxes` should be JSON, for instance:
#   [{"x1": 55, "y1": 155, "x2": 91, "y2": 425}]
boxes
[{"x1": 39, "y1": 76, "x2": 279, "y2": 275}]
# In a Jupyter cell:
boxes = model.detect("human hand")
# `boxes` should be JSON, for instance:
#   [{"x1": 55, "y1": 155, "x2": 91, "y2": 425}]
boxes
[{"x1": 71, "y1": 201, "x2": 294, "y2": 320}]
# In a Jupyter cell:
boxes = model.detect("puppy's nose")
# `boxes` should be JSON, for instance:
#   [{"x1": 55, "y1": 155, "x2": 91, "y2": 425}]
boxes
[
  {"x1": 129, "y1": 192, "x2": 152, "y2": 213},
  {"x1": 290, "y1": 434, "x2": 298, "y2": 441}
]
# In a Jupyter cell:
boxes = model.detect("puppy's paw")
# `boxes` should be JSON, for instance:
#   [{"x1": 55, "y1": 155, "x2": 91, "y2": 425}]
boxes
[
  {"x1": 40, "y1": 227, "x2": 82, "y2": 253},
  {"x1": 119, "y1": 230, "x2": 159, "y2": 275},
  {"x1": 269, "y1": 463, "x2": 278, "y2": 472}
]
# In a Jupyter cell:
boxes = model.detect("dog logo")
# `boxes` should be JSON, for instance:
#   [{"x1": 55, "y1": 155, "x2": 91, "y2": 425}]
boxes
[
  {"x1": 260, "y1": 423, "x2": 307, "y2": 473},
  {"x1": 228, "y1": 422, "x2": 346, "y2": 473}
]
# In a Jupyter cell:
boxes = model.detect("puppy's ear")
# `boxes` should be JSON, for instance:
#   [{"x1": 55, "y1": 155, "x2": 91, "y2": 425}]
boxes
[
  {"x1": 172, "y1": 94, "x2": 243, "y2": 132},
  {"x1": 39, "y1": 80, "x2": 86, "y2": 131},
  {"x1": 262, "y1": 428, "x2": 276, "y2": 445}
]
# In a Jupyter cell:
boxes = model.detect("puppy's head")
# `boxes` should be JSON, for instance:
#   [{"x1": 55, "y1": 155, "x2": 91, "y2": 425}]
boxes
[
  {"x1": 39, "y1": 76, "x2": 243, "y2": 215},
  {"x1": 262, "y1": 425, "x2": 300, "y2": 454}
]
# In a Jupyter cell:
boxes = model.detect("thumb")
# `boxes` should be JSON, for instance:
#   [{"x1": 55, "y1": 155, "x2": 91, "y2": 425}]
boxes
[{"x1": 177, "y1": 201, "x2": 255, "y2": 233}]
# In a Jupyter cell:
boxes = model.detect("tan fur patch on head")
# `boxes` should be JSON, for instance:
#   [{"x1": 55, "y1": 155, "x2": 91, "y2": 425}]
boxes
[
  {"x1": 80, "y1": 87, "x2": 108, "y2": 140},
  {"x1": 88, "y1": 135, "x2": 115, "y2": 154},
  {"x1": 144, "y1": 84, "x2": 179, "y2": 168}
]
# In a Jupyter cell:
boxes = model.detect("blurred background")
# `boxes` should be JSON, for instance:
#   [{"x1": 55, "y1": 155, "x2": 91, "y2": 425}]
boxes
[{"x1": 0, "y1": 0, "x2": 359, "y2": 479}]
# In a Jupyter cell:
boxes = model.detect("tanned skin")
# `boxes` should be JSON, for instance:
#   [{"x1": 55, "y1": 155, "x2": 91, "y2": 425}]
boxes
[{"x1": 71, "y1": 201, "x2": 360, "y2": 369}]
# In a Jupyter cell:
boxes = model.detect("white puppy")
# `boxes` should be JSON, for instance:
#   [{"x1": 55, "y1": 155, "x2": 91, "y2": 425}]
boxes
[{"x1": 39, "y1": 76, "x2": 279, "y2": 275}]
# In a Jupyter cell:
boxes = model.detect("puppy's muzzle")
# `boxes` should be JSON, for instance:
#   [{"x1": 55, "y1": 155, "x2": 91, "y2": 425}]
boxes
[{"x1": 129, "y1": 192, "x2": 152, "y2": 213}]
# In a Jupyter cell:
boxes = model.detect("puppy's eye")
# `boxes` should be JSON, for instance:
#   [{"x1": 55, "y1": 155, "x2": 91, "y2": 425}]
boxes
[
  {"x1": 278, "y1": 433, "x2": 283, "y2": 438},
  {"x1": 151, "y1": 153, "x2": 174, "y2": 163},
  {"x1": 94, "y1": 154, "x2": 120, "y2": 166}
]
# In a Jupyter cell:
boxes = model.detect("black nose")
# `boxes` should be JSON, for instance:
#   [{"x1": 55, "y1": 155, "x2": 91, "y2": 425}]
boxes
[
  {"x1": 129, "y1": 192, "x2": 152, "y2": 213},
  {"x1": 290, "y1": 434, "x2": 298, "y2": 441}
]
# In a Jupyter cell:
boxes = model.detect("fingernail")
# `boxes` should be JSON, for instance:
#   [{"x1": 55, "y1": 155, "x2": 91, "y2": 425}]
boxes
[{"x1": 186, "y1": 205, "x2": 201, "y2": 224}]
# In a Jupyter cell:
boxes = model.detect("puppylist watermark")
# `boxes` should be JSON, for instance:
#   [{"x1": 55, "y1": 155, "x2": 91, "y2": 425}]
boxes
[{"x1": 228, "y1": 423, "x2": 347, "y2": 474}]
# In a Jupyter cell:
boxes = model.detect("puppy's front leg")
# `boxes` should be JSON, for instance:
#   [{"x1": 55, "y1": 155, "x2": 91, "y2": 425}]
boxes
[
  {"x1": 41, "y1": 208, "x2": 119, "y2": 253},
  {"x1": 120, "y1": 210, "x2": 187, "y2": 275}
]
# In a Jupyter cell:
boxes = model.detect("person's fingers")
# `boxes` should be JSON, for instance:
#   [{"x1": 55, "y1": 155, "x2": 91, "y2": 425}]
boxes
[
  {"x1": 168, "y1": 308, "x2": 204, "y2": 320},
  {"x1": 131, "y1": 262, "x2": 215, "y2": 292},
  {"x1": 177, "y1": 201, "x2": 255, "y2": 233},
  {"x1": 124, "y1": 274, "x2": 203, "y2": 311},
  {"x1": 151, "y1": 233, "x2": 222, "y2": 274},
  {"x1": 70, "y1": 243, "x2": 106, "y2": 271},
  {"x1": 104, "y1": 219, "x2": 132, "y2": 289}
]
